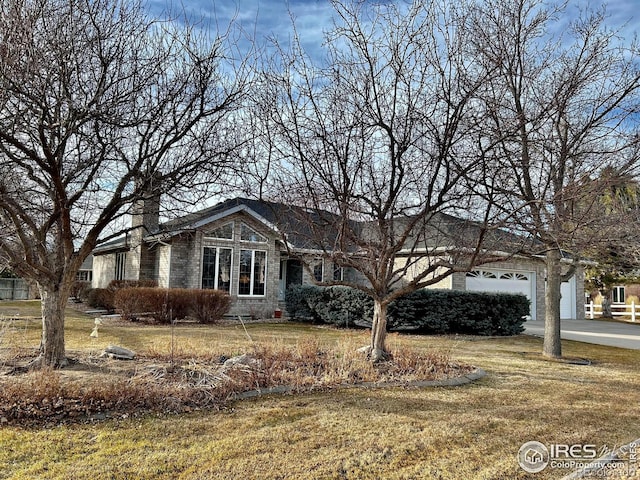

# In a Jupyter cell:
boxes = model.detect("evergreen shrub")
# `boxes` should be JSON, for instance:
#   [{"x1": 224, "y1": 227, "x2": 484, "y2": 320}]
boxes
[{"x1": 286, "y1": 285, "x2": 528, "y2": 336}]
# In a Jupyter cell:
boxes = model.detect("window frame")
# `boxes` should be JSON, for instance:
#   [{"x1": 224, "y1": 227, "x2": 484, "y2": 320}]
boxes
[
  {"x1": 76, "y1": 270, "x2": 93, "y2": 282},
  {"x1": 115, "y1": 252, "x2": 126, "y2": 281},
  {"x1": 201, "y1": 246, "x2": 233, "y2": 292},
  {"x1": 313, "y1": 259, "x2": 324, "y2": 283},
  {"x1": 240, "y1": 223, "x2": 268, "y2": 243},
  {"x1": 612, "y1": 285, "x2": 626, "y2": 304},
  {"x1": 238, "y1": 249, "x2": 267, "y2": 297},
  {"x1": 204, "y1": 221, "x2": 234, "y2": 241},
  {"x1": 333, "y1": 264, "x2": 344, "y2": 282}
]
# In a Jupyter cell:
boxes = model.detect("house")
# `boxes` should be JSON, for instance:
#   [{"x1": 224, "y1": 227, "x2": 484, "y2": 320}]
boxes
[
  {"x1": 92, "y1": 197, "x2": 353, "y2": 318},
  {"x1": 92, "y1": 197, "x2": 584, "y2": 320}
]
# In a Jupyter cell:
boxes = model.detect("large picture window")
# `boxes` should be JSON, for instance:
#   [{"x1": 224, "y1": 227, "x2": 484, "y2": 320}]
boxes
[
  {"x1": 202, "y1": 247, "x2": 232, "y2": 292},
  {"x1": 238, "y1": 249, "x2": 266, "y2": 296}
]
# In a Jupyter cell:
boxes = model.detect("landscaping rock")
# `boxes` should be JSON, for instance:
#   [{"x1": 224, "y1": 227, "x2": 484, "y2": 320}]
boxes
[
  {"x1": 223, "y1": 354, "x2": 258, "y2": 368},
  {"x1": 101, "y1": 345, "x2": 136, "y2": 360}
]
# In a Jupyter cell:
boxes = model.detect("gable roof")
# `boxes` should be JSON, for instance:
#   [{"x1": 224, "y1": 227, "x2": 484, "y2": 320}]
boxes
[
  {"x1": 94, "y1": 196, "x2": 547, "y2": 260},
  {"x1": 146, "y1": 197, "x2": 345, "y2": 251}
]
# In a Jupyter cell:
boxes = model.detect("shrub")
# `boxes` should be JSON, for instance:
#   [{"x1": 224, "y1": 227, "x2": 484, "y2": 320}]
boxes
[
  {"x1": 70, "y1": 281, "x2": 91, "y2": 303},
  {"x1": 190, "y1": 290, "x2": 232, "y2": 324},
  {"x1": 286, "y1": 285, "x2": 528, "y2": 336},
  {"x1": 286, "y1": 285, "x2": 372, "y2": 326},
  {"x1": 112, "y1": 288, "x2": 146, "y2": 321},
  {"x1": 107, "y1": 279, "x2": 158, "y2": 291},
  {"x1": 85, "y1": 288, "x2": 115, "y2": 310},
  {"x1": 285, "y1": 285, "x2": 321, "y2": 323},
  {"x1": 114, "y1": 287, "x2": 173, "y2": 324},
  {"x1": 114, "y1": 287, "x2": 232, "y2": 324}
]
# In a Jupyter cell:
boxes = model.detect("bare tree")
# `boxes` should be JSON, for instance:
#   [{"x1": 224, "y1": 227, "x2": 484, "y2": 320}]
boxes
[
  {"x1": 0, "y1": 0, "x2": 251, "y2": 367},
  {"x1": 256, "y1": 0, "x2": 512, "y2": 361},
  {"x1": 465, "y1": 0, "x2": 640, "y2": 357}
]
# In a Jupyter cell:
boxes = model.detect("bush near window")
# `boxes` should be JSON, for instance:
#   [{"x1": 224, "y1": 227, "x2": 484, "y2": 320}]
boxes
[
  {"x1": 84, "y1": 280, "x2": 159, "y2": 310},
  {"x1": 285, "y1": 285, "x2": 528, "y2": 336},
  {"x1": 113, "y1": 287, "x2": 232, "y2": 324},
  {"x1": 85, "y1": 288, "x2": 115, "y2": 310},
  {"x1": 107, "y1": 279, "x2": 159, "y2": 291},
  {"x1": 189, "y1": 289, "x2": 233, "y2": 324},
  {"x1": 71, "y1": 281, "x2": 91, "y2": 303}
]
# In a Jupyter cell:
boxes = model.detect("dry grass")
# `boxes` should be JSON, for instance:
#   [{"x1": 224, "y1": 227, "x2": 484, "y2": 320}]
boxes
[
  {"x1": 1, "y1": 301, "x2": 640, "y2": 479},
  {"x1": 0, "y1": 335, "x2": 469, "y2": 427},
  {"x1": 0, "y1": 303, "x2": 470, "y2": 427}
]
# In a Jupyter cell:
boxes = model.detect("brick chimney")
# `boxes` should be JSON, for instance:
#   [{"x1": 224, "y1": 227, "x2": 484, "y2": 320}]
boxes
[
  {"x1": 131, "y1": 174, "x2": 161, "y2": 233},
  {"x1": 129, "y1": 174, "x2": 161, "y2": 282}
]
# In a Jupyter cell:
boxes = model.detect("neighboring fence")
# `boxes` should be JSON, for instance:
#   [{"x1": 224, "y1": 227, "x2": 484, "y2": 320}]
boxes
[
  {"x1": 585, "y1": 302, "x2": 639, "y2": 322},
  {"x1": 0, "y1": 278, "x2": 30, "y2": 300}
]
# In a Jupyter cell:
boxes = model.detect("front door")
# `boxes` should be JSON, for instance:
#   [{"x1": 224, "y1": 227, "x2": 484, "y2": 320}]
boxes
[{"x1": 279, "y1": 259, "x2": 303, "y2": 300}]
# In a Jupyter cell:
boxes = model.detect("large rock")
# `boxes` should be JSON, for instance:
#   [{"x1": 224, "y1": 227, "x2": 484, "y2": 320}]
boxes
[
  {"x1": 101, "y1": 345, "x2": 136, "y2": 360},
  {"x1": 223, "y1": 354, "x2": 258, "y2": 368}
]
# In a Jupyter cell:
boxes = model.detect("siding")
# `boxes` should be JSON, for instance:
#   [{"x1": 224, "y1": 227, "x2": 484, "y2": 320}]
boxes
[
  {"x1": 92, "y1": 254, "x2": 115, "y2": 288},
  {"x1": 158, "y1": 244, "x2": 171, "y2": 288}
]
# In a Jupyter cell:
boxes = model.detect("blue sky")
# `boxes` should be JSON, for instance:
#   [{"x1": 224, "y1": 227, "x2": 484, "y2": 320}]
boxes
[
  {"x1": 149, "y1": 0, "x2": 638, "y2": 57},
  {"x1": 149, "y1": 0, "x2": 338, "y2": 55}
]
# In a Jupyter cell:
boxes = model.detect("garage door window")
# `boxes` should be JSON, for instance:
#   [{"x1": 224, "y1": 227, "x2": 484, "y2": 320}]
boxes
[
  {"x1": 466, "y1": 270, "x2": 497, "y2": 278},
  {"x1": 499, "y1": 272, "x2": 529, "y2": 281}
]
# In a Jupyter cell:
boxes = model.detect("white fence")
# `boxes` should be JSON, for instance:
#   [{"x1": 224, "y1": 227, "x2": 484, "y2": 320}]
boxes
[{"x1": 585, "y1": 302, "x2": 639, "y2": 322}]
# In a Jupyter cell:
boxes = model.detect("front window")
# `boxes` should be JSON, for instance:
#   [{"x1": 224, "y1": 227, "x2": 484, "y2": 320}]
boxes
[
  {"x1": 209, "y1": 222, "x2": 234, "y2": 240},
  {"x1": 238, "y1": 250, "x2": 266, "y2": 296},
  {"x1": 202, "y1": 247, "x2": 232, "y2": 292},
  {"x1": 115, "y1": 252, "x2": 126, "y2": 280},
  {"x1": 612, "y1": 286, "x2": 625, "y2": 304},
  {"x1": 333, "y1": 265, "x2": 343, "y2": 281},
  {"x1": 76, "y1": 270, "x2": 92, "y2": 282},
  {"x1": 313, "y1": 260, "x2": 324, "y2": 282}
]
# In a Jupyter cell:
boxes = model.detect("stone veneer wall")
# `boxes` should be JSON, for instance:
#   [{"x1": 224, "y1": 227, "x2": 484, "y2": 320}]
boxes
[{"x1": 167, "y1": 212, "x2": 281, "y2": 318}]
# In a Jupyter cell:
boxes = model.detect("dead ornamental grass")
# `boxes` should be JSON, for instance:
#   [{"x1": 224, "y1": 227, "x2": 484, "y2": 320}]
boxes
[
  {"x1": 0, "y1": 336, "x2": 473, "y2": 427},
  {"x1": 1, "y1": 302, "x2": 640, "y2": 479}
]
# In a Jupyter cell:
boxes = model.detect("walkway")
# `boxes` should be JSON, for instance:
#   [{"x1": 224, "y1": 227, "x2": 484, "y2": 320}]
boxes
[{"x1": 524, "y1": 318, "x2": 640, "y2": 350}]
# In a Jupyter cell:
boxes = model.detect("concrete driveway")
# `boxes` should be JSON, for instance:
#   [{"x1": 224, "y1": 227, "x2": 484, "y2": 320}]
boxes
[{"x1": 524, "y1": 318, "x2": 640, "y2": 350}]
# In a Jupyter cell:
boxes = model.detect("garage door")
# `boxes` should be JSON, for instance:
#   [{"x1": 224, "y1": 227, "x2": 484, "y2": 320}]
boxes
[{"x1": 465, "y1": 269, "x2": 536, "y2": 320}]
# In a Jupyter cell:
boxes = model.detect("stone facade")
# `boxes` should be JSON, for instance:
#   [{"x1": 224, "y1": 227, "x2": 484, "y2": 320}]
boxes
[{"x1": 160, "y1": 212, "x2": 284, "y2": 318}]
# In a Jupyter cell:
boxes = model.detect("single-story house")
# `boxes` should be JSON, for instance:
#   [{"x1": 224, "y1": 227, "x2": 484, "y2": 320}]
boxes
[{"x1": 92, "y1": 197, "x2": 584, "y2": 321}]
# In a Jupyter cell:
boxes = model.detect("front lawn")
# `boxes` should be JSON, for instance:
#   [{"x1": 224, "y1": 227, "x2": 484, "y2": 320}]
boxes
[{"x1": 1, "y1": 301, "x2": 639, "y2": 479}]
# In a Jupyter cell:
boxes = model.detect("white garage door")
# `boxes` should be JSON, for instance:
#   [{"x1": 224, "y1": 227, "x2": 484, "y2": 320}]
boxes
[{"x1": 465, "y1": 269, "x2": 536, "y2": 320}]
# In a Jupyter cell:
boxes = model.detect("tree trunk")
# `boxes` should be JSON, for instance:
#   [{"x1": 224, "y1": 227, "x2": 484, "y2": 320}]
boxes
[
  {"x1": 543, "y1": 249, "x2": 563, "y2": 358},
  {"x1": 601, "y1": 296, "x2": 612, "y2": 318},
  {"x1": 39, "y1": 285, "x2": 70, "y2": 368},
  {"x1": 369, "y1": 299, "x2": 389, "y2": 362}
]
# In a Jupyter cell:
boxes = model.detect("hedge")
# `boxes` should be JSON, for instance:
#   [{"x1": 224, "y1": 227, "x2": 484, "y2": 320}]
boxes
[
  {"x1": 113, "y1": 287, "x2": 232, "y2": 324},
  {"x1": 285, "y1": 285, "x2": 528, "y2": 336},
  {"x1": 84, "y1": 279, "x2": 159, "y2": 310}
]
